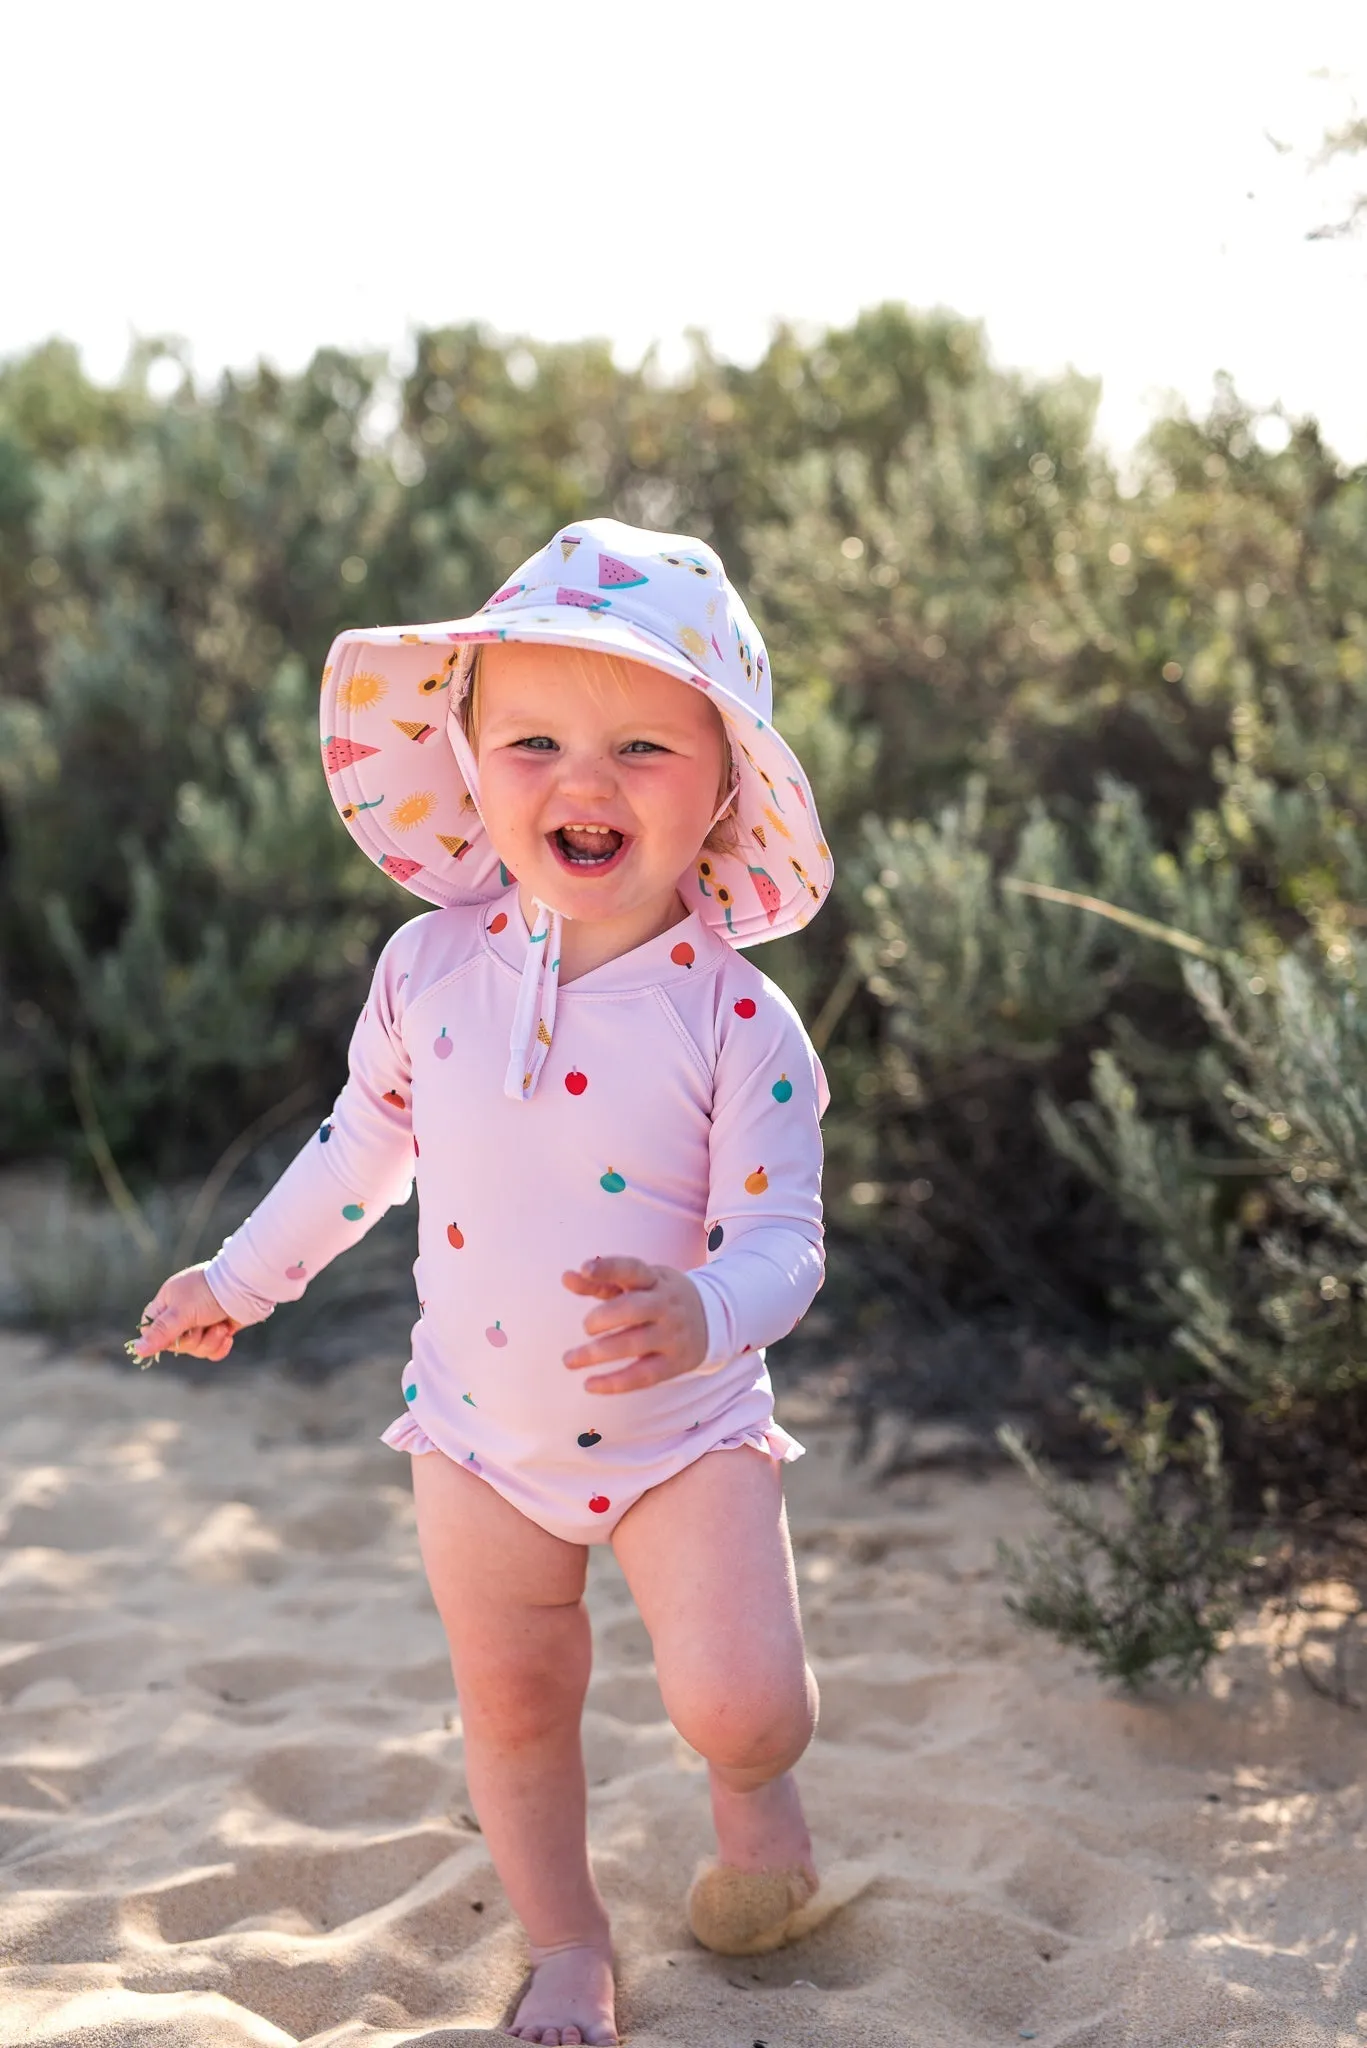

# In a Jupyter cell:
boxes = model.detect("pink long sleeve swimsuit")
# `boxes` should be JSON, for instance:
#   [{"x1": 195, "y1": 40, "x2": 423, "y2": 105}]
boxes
[{"x1": 204, "y1": 887, "x2": 829, "y2": 1545}]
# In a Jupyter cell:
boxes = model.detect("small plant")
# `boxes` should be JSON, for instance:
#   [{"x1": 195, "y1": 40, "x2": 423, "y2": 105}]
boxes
[{"x1": 997, "y1": 1398, "x2": 1251, "y2": 1688}]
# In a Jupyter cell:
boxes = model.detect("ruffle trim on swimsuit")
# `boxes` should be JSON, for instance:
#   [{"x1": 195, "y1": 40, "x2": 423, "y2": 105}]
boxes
[{"x1": 378, "y1": 1413, "x2": 804, "y2": 1464}]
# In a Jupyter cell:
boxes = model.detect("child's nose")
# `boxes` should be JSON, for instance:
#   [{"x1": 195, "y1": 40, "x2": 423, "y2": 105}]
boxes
[{"x1": 555, "y1": 749, "x2": 619, "y2": 803}]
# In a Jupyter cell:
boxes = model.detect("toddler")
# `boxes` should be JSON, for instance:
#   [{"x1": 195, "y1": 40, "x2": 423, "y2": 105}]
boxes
[{"x1": 134, "y1": 518, "x2": 835, "y2": 2045}]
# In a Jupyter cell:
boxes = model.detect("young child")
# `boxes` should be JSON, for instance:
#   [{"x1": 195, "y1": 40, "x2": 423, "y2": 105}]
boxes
[{"x1": 134, "y1": 518, "x2": 835, "y2": 2045}]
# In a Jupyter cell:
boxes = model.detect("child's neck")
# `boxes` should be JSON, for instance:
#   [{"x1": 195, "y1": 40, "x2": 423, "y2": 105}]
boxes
[{"x1": 518, "y1": 884, "x2": 690, "y2": 984}]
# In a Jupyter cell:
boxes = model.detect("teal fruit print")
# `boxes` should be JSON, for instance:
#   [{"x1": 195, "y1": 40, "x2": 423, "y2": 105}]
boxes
[
  {"x1": 772, "y1": 1073, "x2": 793, "y2": 1103},
  {"x1": 318, "y1": 1121, "x2": 334, "y2": 1143},
  {"x1": 404, "y1": 1381, "x2": 417, "y2": 1401},
  {"x1": 462, "y1": 1391, "x2": 476, "y2": 1406},
  {"x1": 600, "y1": 1167, "x2": 626, "y2": 1194},
  {"x1": 342, "y1": 1201, "x2": 366, "y2": 1221}
]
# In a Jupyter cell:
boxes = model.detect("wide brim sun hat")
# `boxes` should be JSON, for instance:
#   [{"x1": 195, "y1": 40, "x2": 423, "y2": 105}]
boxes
[{"x1": 319, "y1": 517, "x2": 833, "y2": 1096}]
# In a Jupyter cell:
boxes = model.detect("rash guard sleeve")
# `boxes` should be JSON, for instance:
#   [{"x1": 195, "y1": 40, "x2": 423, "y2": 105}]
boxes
[
  {"x1": 202, "y1": 928, "x2": 419, "y2": 1328},
  {"x1": 685, "y1": 977, "x2": 828, "y2": 1373}
]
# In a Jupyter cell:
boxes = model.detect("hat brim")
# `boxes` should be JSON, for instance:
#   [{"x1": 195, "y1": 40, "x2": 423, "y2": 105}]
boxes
[{"x1": 321, "y1": 605, "x2": 832, "y2": 944}]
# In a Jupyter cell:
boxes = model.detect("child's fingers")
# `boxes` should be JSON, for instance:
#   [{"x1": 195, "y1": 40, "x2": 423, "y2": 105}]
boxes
[
  {"x1": 564, "y1": 1315, "x2": 655, "y2": 1372},
  {"x1": 561, "y1": 1255, "x2": 657, "y2": 1300},
  {"x1": 582, "y1": 1353, "x2": 674, "y2": 1395},
  {"x1": 131, "y1": 1300, "x2": 184, "y2": 1358}
]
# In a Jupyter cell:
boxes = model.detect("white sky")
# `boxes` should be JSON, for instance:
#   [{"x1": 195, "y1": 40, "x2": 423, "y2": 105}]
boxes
[{"x1": 7, "y1": 1, "x2": 1365, "y2": 468}]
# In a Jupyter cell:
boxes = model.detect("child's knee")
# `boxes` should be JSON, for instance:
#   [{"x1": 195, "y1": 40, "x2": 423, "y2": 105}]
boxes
[{"x1": 666, "y1": 1659, "x2": 817, "y2": 1773}]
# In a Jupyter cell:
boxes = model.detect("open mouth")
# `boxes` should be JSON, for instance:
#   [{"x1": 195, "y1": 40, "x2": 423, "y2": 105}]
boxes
[{"x1": 549, "y1": 824, "x2": 629, "y2": 875}]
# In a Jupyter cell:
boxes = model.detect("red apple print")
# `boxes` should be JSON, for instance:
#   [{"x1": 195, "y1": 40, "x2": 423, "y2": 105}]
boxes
[
  {"x1": 447, "y1": 1222, "x2": 465, "y2": 1249},
  {"x1": 589, "y1": 1494, "x2": 611, "y2": 1514},
  {"x1": 383, "y1": 1089, "x2": 406, "y2": 1110},
  {"x1": 489, "y1": 912, "x2": 508, "y2": 934},
  {"x1": 734, "y1": 997, "x2": 757, "y2": 1019},
  {"x1": 565, "y1": 1069, "x2": 588, "y2": 1095},
  {"x1": 671, "y1": 940, "x2": 696, "y2": 968}
]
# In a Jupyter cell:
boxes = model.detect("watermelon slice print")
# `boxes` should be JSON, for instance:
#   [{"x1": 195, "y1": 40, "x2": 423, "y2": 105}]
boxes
[
  {"x1": 322, "y1": 736, "x2": 381, "y2": 774},
  {"x1": 379, "y1": 854, "x2": 424, "y2": 883},
  {"x1": 598, "y1": 554, "x2": 649, "y2": 589},
  {"x1": 485, "y1": 582, "x2": 525, "y2": 607},
  {"x1": 748, "y1": 865, "x2": 783, "y2": 923},
  {"x1": 557, "y1": 587, "x2": 611, "y2": 612}
]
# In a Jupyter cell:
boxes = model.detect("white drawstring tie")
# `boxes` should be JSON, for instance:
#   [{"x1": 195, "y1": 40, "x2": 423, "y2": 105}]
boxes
[{"x1": 505, "y1": 898, "x2": 563, "y2": 1101}]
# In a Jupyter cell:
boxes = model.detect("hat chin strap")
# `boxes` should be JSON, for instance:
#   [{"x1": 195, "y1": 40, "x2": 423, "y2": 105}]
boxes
[{"x1": 447, "y1": 703, "x2": 738, "y2": 1102}]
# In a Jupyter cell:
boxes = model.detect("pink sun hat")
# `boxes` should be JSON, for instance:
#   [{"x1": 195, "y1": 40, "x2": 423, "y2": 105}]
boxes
[
  {"x1": 320, "y1": 517, "x2": 833, "y2": 1099},
  {"x1": 319, "y1": 517, "x2": 833, "y2": 946}
]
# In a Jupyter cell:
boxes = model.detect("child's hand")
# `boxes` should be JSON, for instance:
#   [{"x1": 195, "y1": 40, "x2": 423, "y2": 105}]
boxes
[
  {"x1": 128, "y1": 1266, "x2": 241, "y2": 1367},
  {"x1": 562, "y1": 1256, "x2": 707, "y2": 1393}
]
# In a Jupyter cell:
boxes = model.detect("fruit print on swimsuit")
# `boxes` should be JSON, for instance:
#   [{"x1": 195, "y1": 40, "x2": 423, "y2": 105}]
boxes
[
  {"x1": 488, "y1": 911, "x2": 508, "y2": 934},
  {"x1": 670, "y1": 940, "x2": 695, "y2": 968},
  {"x1": 318, "y1": 1120, "x2": 334, "y2": 1143},
  {"x1": 589, "y1": 1494, "x2": 611, "y2": 1514},
  {"x1": 772, "y1": 1073, "x2": 794, "y2": 1103},
  {"x1": 734, "y1": 997, "x2": 757, "y2": 1019},
  {"x1": 600, "y1": 1167, "x2": 626, "y2": 1194},
  {"x1": 486, "y1": 1320, "x2": 508, "y2": 1348},
  {"x1": 578, "y1": 1428, "x2": 602, "y2": 1447},
  {"x1": 433, "y1": 1026, "x2": 453, "y2": 1059},
  {"x1": 404, "y1": 1378, "x2": 418, "y2": 1401},
  {"x1": 447, "y1": 1222, "x2": 465, "y2": 1249},
  {"x1": 707, "y1": 1222, "x2": 725, "y2": 1251},
  {"x1": 285, "y1": 1259, "x2": 306, "y2": 1280},
  {"x1": 382, "y1": 1088, "x2": 406, "y2": 1110},
  {"x1": 745, "y1": 1167, "x2": 769, "y2": 1195},
  {"x1": 342, "y1": 1201, "x2": 366, "y2": 1221},
  {"x1": 565, "y1": 1068, "x2": 588, "y2": 1095}
]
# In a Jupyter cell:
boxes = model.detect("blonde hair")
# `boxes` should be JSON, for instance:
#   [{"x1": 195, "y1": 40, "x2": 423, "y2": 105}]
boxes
[{"x1": 460, "y1": 644, "x2": 740, "y2": 857}]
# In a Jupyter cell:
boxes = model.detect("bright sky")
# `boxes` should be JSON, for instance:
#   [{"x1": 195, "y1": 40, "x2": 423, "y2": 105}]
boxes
[{"x1": 7, "y1": 1, "x2": 1365, "y2": 469}]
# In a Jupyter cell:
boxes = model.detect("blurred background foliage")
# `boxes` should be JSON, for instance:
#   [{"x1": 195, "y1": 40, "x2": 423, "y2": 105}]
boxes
[{"x1": 4, "y1": 303, "x2": 1367, "y2": 1678}]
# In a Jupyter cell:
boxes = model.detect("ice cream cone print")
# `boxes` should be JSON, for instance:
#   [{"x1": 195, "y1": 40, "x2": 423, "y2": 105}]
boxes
[
  {"x1": 393, "y1": 718, "x2": 437, "y2": 743},
  {"x1": 437, "y1": 834, "x2": 470, "y2": 859}
]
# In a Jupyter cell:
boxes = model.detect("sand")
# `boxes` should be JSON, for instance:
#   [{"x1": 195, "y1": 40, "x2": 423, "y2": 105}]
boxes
[{"x1": 1, "y1": 1329, "x2": 1364, "y2": 2047}]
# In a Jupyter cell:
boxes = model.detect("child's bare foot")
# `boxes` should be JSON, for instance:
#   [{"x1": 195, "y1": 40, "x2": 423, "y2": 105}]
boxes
[
  {"x1": 505, "y1": 1940, "x2": 618, "y2": 2044},
  {"x1": 709, "y1": 1766, "x2": 815, "y2": 1881},
  {"x1": 689, "y1": 1769, "x2": 820, "y2": 1955}
]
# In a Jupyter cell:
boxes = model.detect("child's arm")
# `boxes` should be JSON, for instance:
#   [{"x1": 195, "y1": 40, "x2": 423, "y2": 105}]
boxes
[
  {"x1": 687, "y1": 978, "x2": 827, "y2": 1371},
  {"x1": 133, "y1": 925, "x2": 419, "y2": 1359}
]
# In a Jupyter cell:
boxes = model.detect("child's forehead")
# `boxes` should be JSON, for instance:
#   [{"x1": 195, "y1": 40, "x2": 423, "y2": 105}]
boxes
[{"x1": 478, "y1": 642, "x2": 712, "y2": 724}]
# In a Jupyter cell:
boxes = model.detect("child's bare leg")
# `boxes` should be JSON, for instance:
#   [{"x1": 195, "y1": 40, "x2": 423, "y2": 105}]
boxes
[
  {"x1": 612, "y1": 1448, "x2": 818, "y2": 1926},
  {"x1": 411, "y1": 1450, "x2": 617, "y2": 2045}
]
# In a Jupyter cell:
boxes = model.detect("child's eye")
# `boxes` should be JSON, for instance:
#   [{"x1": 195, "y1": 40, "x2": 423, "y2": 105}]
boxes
[
  {"x1": 622, "y1": 740, "x2": 666, "y2": 755},
  {"x1": 514, "y1": 736, "x2": 558, "y2": 751}
]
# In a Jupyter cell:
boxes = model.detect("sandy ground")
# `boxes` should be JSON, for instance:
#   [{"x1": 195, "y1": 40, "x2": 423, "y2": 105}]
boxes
[{"x1": 1, "y1": 1330, "x2": 1365, "y2": 2048}]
